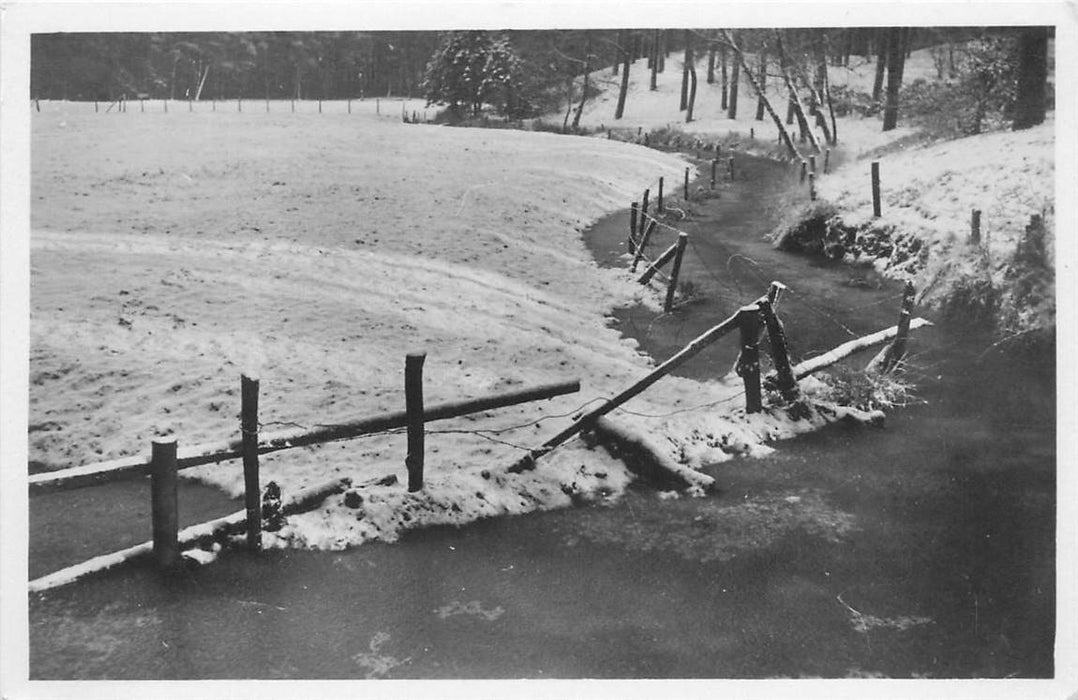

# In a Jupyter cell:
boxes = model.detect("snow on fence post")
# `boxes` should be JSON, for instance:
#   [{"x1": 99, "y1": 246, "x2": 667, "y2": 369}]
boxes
[
  {"x1": 758, "y1": 298, "x2": 798, "y2": 400},
  {"x1": 629, "y1": 202, "x2": 639, "y2": 253},
  {"x1": 658, "y1": 176, "x2": 665, "y2": 213},
  {"x1": 809, "y1": 172, "x2": 817, "y2": 201},
  {"x1": 871, "y1": 161, "x2": 881, "y2": 217},
  {"x1": 824, "y1": 148, "x2": 831, "y2": 174},
  {"x1": 150, "y1": 437, "x2": 180, "y2": 571},
  {"x1": 664, "y1": 233, "x2": 689, "y2": 313},
  {"x1": 631, "y1": 220, "x2": 657, "y2": 273},
  {"x1": 970, "y1": 209, "x2": 982, "y2": 245},
  {"x1": 405, "y1": 352, "x2": 427, "y2": 492},
  {"x1": 683, "y1": 167, "x2": 690, "y2": 200},
  {"x1": 240, "y1": 374, "x2": 261, "y2": 551},
  {"x1": 737, "y1": 305, "x2": 763, "y2": 413}
]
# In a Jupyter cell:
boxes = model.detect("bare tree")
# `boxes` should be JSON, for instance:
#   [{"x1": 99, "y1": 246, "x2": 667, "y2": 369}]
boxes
[
  {"x1": 614, "y1": 29, "x2": 631, "y2": 119},
  {"x1": 1012, "y1": 26, "x2": 1050, "y2": 130},
  {"x1": 882, "y1": 26, "x2": 908, "y2": 131},
  {"x1": 722, "y1": 29, "x2": 802, "y2": 159},
  {"x1": 774, "y1": 30, "x2": 821, "y2": 152}
]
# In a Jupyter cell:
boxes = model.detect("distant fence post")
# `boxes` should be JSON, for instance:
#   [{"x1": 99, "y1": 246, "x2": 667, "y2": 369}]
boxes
[
  {"x1": 265, "y1": 97, "x2": 270, "y2": 113},
  {"x1": 291, "y1": 99, "x2": 295, "y2": 113},
  {"x1": 808, "y1": 154, "x2": 816, "y2": 174},
  {"x1": 238, "y1": 97, "x2": 243, "y2": 113},
  {"x1": 241, "y1": 374, "x2": 261, "y2": 551},
  {"x1": 683, "y1": 167, "x2": 690, "y2": 200},
  {"x1": 750, "y1": 127, "x2": 755, "y2": 140},
  {"x1": 824, "y1": 148, "x2": 831, "y2": 174},
  {"x1": 970, "y1": 209, "x2": 982, "y2": 245},
  {"x1": 319, "y1": 99, "x2": 323, "y2": 114},
  {"x1": 710, "y1": 159, "x2": 717, "y2": 189},
  {"x1": 405, "y1": 353, "x2": 427, "y2": 492},
  {"x1": 658, "y1": 176, "x2": 665, "y2": 213},
  {"x1": 140, "y1": 98, "x2": 145, "y2": 113},
  {"x1": 641, "y1": 188, "x2": 650, "y2": 228},
  {"x1": 629, "y1": 202, "x2": 639, "y2": 253},
  {"x1": 800, "y1": 159, "x2": 807, "y2": 183},
  {"x1": 348, "y1": 98, "x2": 352, "y2": 114},
  {"x1": 737, "y1": 305, "x2": 763, "y2": 413},
  {"x1": 809, "y1": 172, "x2": 816, "y2": 201},
  {"x1": 871, "y1": 161, "x2": 881, "y2": 217},
  {"x1": 150, "y1": 437, "x2": 180, "y2": 571},
  {"x1": 728, "y1": 156, "x2": 735, "y2": 181},
  {"x1": 94, "y1": 100, "x2": 99, "y2": 113},
  {"x1": 664, "y1": 233, "x2": 689, "y2": 312},
  {"x1": 376, "y1": 98, "x2": 380, "y2": 115}
]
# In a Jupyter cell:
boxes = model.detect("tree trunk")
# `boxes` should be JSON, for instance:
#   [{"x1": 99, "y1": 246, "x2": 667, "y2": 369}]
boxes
[
  {"x1": 1012, "y1": 26, "x2": 1049, "y2": 130},
  {"x1": 774, "y1": 30, "x2": 821, "y2": 153},
  {"x1": 686, "y1": 57, "x2": 697, "y2": 122},
  {"x1": 650, "y1": 29, "x2": 659, "y2": 90},
  {"x1": 727, "y1": 31, "x2": 740, "y2": 119},
  {"x1": 755, "y1": 44, "x2": 767, "y2": 121},
  {"x1": 707, "y1": 43, "x2": 716, "y2": 84},
  {"x1": 872, "y1": 28, "x2": 888, "y2": 103},
  {"x1": 614, "y1": 29, "x2": 631, "y2": 119},
  {"x1": 720, "y1": 44, "x2": 728, "y2": 109},
  {"x1": 882, "y1": 27, "x2": 907, "y2": 131},
  {"x1": 723, "y1": 30, "x2": 802, "y2": 160},
  {"x1": 572, "y1": 33, "x2": 592, "y2": 129},
  {"x1": 680, "y1": 29, "x2": 691, "y2": 111}
]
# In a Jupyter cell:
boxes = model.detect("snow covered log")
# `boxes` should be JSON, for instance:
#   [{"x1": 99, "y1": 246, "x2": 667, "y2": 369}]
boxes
[
  {"x1": 790, "y1": 318, "x2": 932, "y2": 380},
  {"x1": 590, "y1": 416, "x2": 714, "y2": 493},
  {"x1": 28, "y1": 477, "x2": 351, "y2": 593}
]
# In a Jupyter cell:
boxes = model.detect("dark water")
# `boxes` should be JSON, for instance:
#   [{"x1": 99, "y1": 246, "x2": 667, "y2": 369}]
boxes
[{"x1": 28, "y1": 153, "x2": 1055, "y2": 679}]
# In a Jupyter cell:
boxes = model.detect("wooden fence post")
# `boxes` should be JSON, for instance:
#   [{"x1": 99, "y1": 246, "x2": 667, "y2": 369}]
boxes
[
  {"x1": 238, "y1": 98, "x2": 243, "y2": 113},
  {"x1": 94, "y1": 100, "x2": 99, "y2": 113},
  {"x1": 800, "y1": 160, "x2": 807, "y2": 183},
  {"x1": 824, "y1": 148, "x2": 831, "y2": 174},
  {"x1": 265, "y1": 98, "x2": 270, "y2": 113},
  {"x1": 631, "y1": 220, "x2": 657, "y2": 272},
  {"x1": 871, "y1": 161, "x2": 881, "y2": 217},
  {"x1": 882, "y1": 281, "x2": 915, "y2": 371},
  {"x1": 150, "y1": 437, "x2": 180, "y2": 571},
  {"x1": 319, "y1": 99, "x2": 323, "y2": 114},
  {"x1": 728, "y1": 156, "x2": 735, "y2": 181},
  {"x1": 641, "y1": 188, "x2": 650, "y2": 229},
  {"x1": 629, "y1": 202, "x2": 639, "y2": 253},
  {"x1": 758, "y1": 299, "x2": 798, "y2": 399},
  {"x1": 809, "y1": 172, "x2": 816, "y2": 201},
  {"x1": 808, "y1": 154, "x2": 816, "y2": 174},
  {"x1": 405, "y1": 353, "x2": 426, "y2": 492},
  {"x1": 658, "y1": 176, "x2": 665, "y2": 213},
  {"x1": 241, "y1": 374, "x2": 261, "y2": 551},
  {"x1": 750, "y1": 127, "x2": 755, "y2": 140},
  {"x1": 683, "y1": 167, "x2": 690, "y2": 200},
  {"x1": 970, "y1": 209, "x2": 982, "y2": 245},
  {"x1": 140, "y1": 99, "x2": 145, "y2": 113},
  {"x1": 664, "y1": 233, "x2": 689, "y2": 312},
  {"x1": 348, "y1": 98, "x2": 352, "y2": 114},
  {"x1": 737, "y1": 305, "x2": 763, "y2": 413},
  {"x1": 710, "y1": 159, "x2": 717, "y2": 189}
]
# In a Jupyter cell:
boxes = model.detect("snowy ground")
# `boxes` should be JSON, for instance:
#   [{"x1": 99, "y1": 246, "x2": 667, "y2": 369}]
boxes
[{"x1": 31, "y1": 105, "x2": 861, "y2": 550}]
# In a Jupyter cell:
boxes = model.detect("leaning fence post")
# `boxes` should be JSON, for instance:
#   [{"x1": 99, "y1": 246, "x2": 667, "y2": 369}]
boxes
[
  {"x1": 970, "y1": 209, "x2": 982, "y2": 245},
  {"x1": 758, "y1": 299, "x2": 798, "y2": 400},
  {"x1": 641, "y1": 188, "x2": 650, "y2": 229},
  {"x1": 737, "y1": 305, "x2": 763, "y2": 413},
  {"x1": 629, "y1": 202, "x2": 639, "y2": 253},
  {"x1": 871, "y1": 161, "x2": 881, "y2": 218},
  {"x1": 664, "y1": 233, "x2": 689, "y2": 312},
  {"x1": 150, "y1": 436, "x2": 180, "y2": 571},
  {"x1": 405, "y1": 353, "x2": 427, "y2": 492},
  {"x1": 631, "y1": 220, "x2": 657, "y2": 273},
  {"x1": 241, "y1": 374, "x2": 261, "y2": 551},
  {"x1": 658, "y1": 176, "x2": 665, "y2": 213},
  {"x1": 883, "y1": 281, "x2": 915, "y2": 371}
]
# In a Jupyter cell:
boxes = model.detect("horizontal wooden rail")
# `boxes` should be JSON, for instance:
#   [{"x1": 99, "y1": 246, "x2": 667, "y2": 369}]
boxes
[
  {"x1": 791, "y1": 318, "x2": 932, "y2": 379},
  {"x1": 29, "y1": 379, "x2": 581, "y2": 493},
  {"x1": 29, "y1": 477, "x2": 350, "y2": 593}
]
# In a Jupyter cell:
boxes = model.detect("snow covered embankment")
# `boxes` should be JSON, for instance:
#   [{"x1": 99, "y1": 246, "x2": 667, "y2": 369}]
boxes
[
  {"x1": 30, "y1": 111, "x2": 872, "y2": 551},
  {"x1": 775, "y1": 122, "x2": 1054, "y2": 334}
]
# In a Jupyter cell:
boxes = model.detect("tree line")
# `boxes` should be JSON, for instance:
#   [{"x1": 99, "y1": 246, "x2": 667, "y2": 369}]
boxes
[{"x1": 31, "y1": 26, "x2": 1049, "y2": 138}]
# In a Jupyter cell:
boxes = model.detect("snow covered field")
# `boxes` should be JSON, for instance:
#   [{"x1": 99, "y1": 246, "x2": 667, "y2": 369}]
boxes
[{"x1": 31, "y1": 106, "x2": 859, "y2": 549}]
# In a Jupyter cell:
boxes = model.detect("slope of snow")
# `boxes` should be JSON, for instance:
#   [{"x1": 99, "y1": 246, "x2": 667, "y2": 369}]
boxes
[{"x1": 31, "y1": 109, "x2": 855, "y2": 548}]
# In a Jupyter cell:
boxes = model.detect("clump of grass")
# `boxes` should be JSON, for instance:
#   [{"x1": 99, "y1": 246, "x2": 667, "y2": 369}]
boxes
[{"x1": 819, "y1": 364, "x2": 917, "y2": 412}]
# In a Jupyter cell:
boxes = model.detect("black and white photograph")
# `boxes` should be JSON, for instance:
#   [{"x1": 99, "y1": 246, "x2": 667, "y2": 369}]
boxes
[{"x1": 1, "y1": 2, "x2": 1074, "y2": 698}]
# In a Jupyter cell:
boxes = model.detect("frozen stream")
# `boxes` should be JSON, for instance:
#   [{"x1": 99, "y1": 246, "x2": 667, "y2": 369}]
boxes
[{"x1": 28, "y1": 151, "x2": 1055, "y2": 679}]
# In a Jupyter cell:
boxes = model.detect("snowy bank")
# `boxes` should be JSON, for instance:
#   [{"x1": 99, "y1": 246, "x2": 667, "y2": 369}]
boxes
[{"x1": 32, "y1": 108, "x2": 884, "y2": 550}]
